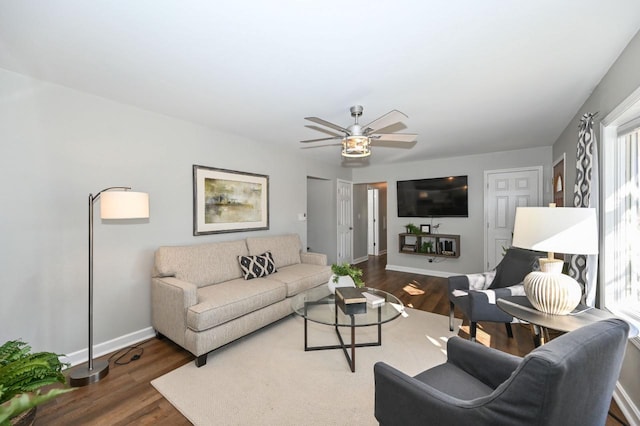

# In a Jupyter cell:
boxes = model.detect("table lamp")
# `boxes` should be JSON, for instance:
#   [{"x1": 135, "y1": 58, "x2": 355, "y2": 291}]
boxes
[
  {"x1": 69, "y1": 187, "x2": 149, "y2": 387},
  {"x1": 511, "y1": 206, "x2": 598, "y2": 315}
]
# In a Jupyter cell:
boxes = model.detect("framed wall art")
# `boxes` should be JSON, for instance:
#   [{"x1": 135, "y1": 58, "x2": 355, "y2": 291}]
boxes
[{"x1": 193, "y1": 165, "x2": 269, "y2": 235}]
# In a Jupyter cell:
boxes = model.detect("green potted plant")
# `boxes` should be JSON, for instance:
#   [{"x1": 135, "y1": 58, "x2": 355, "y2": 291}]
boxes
[
  {"x1": 329, "y1": 263, "x2": 364, "y2": 293},
  {"x1": 0, "y1": 340, "x2": 74, "y2": 426},
  {"x1": 405, "y1": 223, "x2": 420, "y2": 234}
]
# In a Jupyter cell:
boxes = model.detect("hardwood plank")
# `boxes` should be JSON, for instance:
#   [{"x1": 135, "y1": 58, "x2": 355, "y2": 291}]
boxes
[{"x1": 34, "y1": 254, "x2": 627, "y2": 425}]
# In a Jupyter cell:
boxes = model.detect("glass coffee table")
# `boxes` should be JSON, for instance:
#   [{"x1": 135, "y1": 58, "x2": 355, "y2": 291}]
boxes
[{"x1": 291, "y1": 285, "x2": 404, "y2": 372}]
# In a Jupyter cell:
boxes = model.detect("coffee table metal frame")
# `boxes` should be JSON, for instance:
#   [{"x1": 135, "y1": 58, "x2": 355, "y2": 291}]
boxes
[{"x1": 292, "y1": 286, "x2": 403, "y2": 372}]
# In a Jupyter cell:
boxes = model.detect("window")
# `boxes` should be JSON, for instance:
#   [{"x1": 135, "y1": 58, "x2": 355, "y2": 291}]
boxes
[{"x1": 602, "y1": 92, "x2": 640, "y2": 344}]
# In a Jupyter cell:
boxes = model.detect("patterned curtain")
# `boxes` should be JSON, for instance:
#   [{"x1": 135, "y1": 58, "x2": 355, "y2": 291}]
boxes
[{"x1": 569, "y1": 112, "x2": 599, "y2": 306}]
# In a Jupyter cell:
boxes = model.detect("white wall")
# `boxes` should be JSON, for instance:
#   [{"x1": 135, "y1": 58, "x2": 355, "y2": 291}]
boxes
[
  {"x1": 0, "y1": 68, "x2": 344, "y2": 355},
  {"x1": 352, "y1": 147, "x2": 552, "y2": 275}
]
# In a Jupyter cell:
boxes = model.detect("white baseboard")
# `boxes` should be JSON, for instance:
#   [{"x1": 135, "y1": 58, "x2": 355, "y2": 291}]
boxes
[
  {"x1": 614, "y1": 382, "x2": 640, "y2": 426},
  {"x1": 385, "y1": 264, "x2": 455, "y2": 278},
  {"x1": 353, "y1": 256, "x2": 368, "y2": 264},
  {"x1": 61, "y1": 327, "x2": 156, "y2": 367}
]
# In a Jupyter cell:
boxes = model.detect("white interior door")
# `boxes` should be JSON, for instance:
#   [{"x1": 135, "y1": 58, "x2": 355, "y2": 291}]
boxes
[
  {"x1": 367, "y1": 188, "x2": 379, "y2": 255},
  {"x1": 484, "y1": 167, "x2": 543, "y2": 270},
  {"x1": 337, "y1": 179, "x2": 353, "y2": 264}
]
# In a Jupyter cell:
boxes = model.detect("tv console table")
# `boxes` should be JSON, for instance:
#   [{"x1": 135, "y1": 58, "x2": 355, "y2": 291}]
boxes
[{"x1": 398, "y1": 233, "x2": 460, "y2": 258}]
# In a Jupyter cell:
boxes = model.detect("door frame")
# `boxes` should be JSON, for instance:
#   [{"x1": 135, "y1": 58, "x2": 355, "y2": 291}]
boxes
[
  {"x1": 483, "y1": 166, "x2": 543, "y2": 269},
  {"x1": 336, "y1": 179, "x2": 353, "y2": 265},
  {"x1": 367, "y1": 188, "x2": 379, "y2": 256}
]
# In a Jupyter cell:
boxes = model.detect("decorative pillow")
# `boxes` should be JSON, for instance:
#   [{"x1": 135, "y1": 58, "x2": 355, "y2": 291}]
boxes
[{"x1": 238, "y1": 251, "x2": 277, "y2": 280}]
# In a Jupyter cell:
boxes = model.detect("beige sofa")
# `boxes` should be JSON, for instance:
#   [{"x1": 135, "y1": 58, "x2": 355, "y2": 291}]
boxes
[{"x1": 151, "y1": 234, "x2": 331, "y2": 366}]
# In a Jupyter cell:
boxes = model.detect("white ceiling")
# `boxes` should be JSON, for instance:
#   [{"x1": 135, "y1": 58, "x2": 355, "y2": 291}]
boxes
[{"x1": 2, "y1": 1, "x2": 640, "y2": 167}]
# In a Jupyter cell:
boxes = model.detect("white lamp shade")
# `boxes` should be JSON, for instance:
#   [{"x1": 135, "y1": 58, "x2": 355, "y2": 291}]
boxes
[
  {"x1": 512, "y1": 207, "x2": 598, "y2": 255},
  {"x1": 100, "y1": 191, "x2": 149, "y2": 219}
]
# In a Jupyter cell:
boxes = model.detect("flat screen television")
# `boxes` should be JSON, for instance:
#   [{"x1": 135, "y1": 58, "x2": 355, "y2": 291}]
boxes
[{"x1": 397, "y1": 175, "x2": 468, "y2": 217}]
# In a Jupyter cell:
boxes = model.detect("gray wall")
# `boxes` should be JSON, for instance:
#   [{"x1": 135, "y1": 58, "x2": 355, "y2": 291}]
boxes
[
  {"x1": 551, "y1": 30, "x2": 640, "y2": 423},
  {"x1": 0, "y1": 68, "x2": 344, "y2": 354},
  {"x1": 306, "y1": 177, "x2": 338, "y2": 263},
  {"x1": 352, "y1": 147, "x2": 552, "y2": 275}
]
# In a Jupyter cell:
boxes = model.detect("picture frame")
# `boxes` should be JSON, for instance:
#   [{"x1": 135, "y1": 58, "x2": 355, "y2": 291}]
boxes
[
  {"x1": 420, "y1": 224, "x2": 431, "y2": 234},
  {"x1": 193, "y1": 165, "x2": 269, "y2": 235}
]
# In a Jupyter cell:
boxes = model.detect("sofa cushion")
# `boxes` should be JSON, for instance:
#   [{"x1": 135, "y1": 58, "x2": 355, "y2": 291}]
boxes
[
  {"x1": 269, "y1": 263, "x2": 332, "y2": 297},
  {"x1": 187, "y1": 278, "x2": 287, "y2": 332},
  {"x1": 154, "y1": 240, "x2": 248, "y2": 287},
  {"x1": 246, "y1": 234, "x2": 302, "y2": 269},
  {"x1": 238, "y1": 252, "x2": 277, "y2": 280}
]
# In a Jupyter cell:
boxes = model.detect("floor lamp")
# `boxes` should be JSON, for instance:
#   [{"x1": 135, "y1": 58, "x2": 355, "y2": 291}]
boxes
[{"x1": 69, "y1": 187, "x2": 149, "y2": 387}]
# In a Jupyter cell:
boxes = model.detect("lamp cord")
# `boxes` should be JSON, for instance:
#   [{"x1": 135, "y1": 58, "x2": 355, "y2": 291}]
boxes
[{"x1": 107, "y1": 337, "x2": 153, "y2": 366}]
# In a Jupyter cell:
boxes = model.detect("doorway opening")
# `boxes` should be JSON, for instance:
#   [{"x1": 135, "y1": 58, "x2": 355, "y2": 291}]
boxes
[{"x1": 353, "y1": 182, "x2": 388, "y2": 265}]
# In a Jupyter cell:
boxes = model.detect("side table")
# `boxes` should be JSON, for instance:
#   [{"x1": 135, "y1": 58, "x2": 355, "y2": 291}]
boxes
[{"x1": 497, "y1": 296, "x2": 638, "y2": 346}]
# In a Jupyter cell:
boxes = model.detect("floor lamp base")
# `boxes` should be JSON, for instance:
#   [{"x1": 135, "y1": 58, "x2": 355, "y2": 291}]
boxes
[{"x1": 69, "y1": 359, "x2": 109, "y2": 387}]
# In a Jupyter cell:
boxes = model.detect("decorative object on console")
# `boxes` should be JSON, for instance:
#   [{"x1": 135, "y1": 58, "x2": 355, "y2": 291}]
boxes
[
  {"x1": 511, "y1": 205, "x2": 598, "y2": 315},
  {"x1": 193, "y1": 165, "x2": 269, "y2": 235},
  {"x1": 404, "y1": 223, "x2": 420, "y2": 234},
  {"x1": 69, "y1": 187, "x2": 149, "y2": 387},
  {"x1": 419, "y1": 224, "x2": 431, "y2": 234},
  {"x1": 328, "y1": 263, "x2": 364, "y2": 294}
]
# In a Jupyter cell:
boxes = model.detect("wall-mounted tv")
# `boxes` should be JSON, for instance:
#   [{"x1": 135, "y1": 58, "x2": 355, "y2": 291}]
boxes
[{"x1": 397, "y1": 175, "x2": 468, "y2": 217}]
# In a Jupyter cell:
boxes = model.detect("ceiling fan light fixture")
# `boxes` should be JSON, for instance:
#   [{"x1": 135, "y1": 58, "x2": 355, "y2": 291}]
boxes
[{"x1": 341, "y1": 135, "x2": 371, "y2": 158}]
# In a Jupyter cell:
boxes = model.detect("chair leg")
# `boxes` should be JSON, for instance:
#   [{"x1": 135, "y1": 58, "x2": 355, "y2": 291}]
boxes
[
  {"x1": 449, "y1": 302, "x2": 455, "y2": 331},
  {"x1": 505, "y1": 323, "x2": 514, "y2": 338},
  {"x1": 470, "y1": 322, "x2": 477, "y2": 342}
]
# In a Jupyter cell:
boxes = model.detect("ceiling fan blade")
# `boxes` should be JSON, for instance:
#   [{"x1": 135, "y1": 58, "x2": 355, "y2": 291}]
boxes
[
  {"x1": 305, "y1": 125, "x2": 343, "y2": 137},
  {"x1": 362, "y1": 110, "x2": 408, "y2": 134},
  {"x1": 370, "y1": 133, "x2": 418, "y2": 143},
  {"x1": 305, "y1": 117, "x2": 349, "y2": 134},
  {"x1": 300, "y1": 143, "x2": 342, "y2": 149},
  {"x1": 300, "y1": 136, "x2": 342, "y2": 143}
]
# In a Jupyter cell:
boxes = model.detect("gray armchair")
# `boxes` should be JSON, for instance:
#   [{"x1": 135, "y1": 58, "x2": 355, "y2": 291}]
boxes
[
  {"x1": 448, "y1": 247, "x2": 542, "y2": 340},
  {"x1": 374, "y1": 318, "x2": 629, "y2": 426}
]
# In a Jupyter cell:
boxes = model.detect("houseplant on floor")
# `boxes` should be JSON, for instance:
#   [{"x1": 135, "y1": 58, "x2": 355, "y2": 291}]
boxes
[
  {"x1": 328, "y1": 263, "x2": 364, "y2": 294},
  {"x1": 0, "y1": 340, "x2": 74, "y2": 426}
]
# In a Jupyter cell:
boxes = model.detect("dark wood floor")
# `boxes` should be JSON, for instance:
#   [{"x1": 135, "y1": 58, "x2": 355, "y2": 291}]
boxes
[{"x1": 36, "y1": 254, "x2": 628, "y2": 425}]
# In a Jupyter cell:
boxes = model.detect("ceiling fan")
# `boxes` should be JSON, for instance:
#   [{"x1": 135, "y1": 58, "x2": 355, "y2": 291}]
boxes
[{"x1": 300, "y1": 105, "x2": 417, "y2": 158}]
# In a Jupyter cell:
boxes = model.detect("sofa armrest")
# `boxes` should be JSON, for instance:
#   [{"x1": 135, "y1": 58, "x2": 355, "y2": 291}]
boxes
[
  {"x1": 447, "y1": 337, "x2": 522, "y2": 389},
  {"x1": 151, "y1": 276, "x2": 198, "y2": 347},
  {"x1": 300, "y1": 252, "x2": 327, "y2": 266}
]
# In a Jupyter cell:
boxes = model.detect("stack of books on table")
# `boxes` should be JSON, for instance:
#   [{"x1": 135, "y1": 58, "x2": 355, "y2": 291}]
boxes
[
  {"x1": 335, "y1": 287, "x2": 367, "y2": 315},
  {"x1": 363, "y1": 292, "x2": 385, "y2": 308}
]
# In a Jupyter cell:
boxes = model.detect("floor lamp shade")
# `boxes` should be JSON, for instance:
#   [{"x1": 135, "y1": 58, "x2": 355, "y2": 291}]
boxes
[
  {"x1": 511, "y1": 207, "x2": 598, "y2": 315},
  {"x1": 69, "y1": 187, "x2": 149, "y2": 387},
  {"x1": 100, "y1": 191, "x2": 149, "y2": 219}
]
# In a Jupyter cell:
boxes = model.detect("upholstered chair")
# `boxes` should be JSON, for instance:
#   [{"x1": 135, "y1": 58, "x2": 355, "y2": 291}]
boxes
[
  {"x1": 374, "y1": 318, "x2": 629, "y2": 426},
  {"x1": 448, "y1": 247, "x2": 542, "y2": 341}
]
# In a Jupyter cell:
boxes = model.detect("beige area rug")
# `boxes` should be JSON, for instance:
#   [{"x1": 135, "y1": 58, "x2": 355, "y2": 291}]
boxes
[{"x1": 151, "y1": 308, "x2": 462, "y2": 425}]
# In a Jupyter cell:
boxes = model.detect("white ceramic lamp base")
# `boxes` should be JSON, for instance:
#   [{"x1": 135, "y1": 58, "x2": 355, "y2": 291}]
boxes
[
  {"x1": 523, "y1": 271, "x2": 582, "y2": 315},
  {"x1": 328, "y1": 274, "x2": 356, "y2": 294}
]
